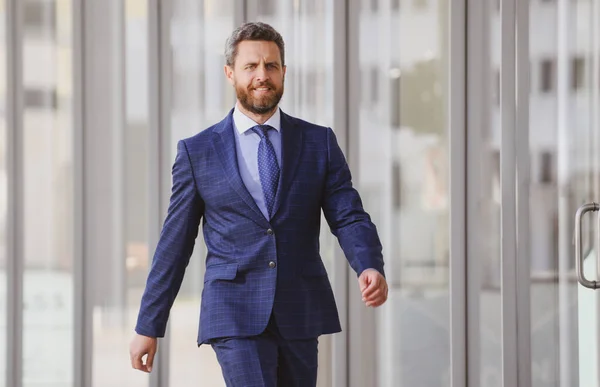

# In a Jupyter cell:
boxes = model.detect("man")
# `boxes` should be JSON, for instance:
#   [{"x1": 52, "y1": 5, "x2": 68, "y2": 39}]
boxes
[{"x1": 130, "y1": 22, "x2": 388, "y2": 386}]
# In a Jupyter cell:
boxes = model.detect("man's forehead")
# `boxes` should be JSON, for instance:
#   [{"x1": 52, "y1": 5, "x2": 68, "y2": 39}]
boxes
[{"x1": 237, "y1": 41, "x2": 281, "y2": 60}]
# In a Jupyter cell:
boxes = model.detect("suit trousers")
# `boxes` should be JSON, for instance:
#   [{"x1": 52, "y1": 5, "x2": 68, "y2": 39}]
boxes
[{"x1": 210, "y1": 314, "x2": 319, "y2": 387}]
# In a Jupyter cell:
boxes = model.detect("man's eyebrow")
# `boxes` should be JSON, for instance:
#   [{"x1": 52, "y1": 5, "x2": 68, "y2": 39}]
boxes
[{"x1": 242, "y1": 60, "x2": 280, "y2": 67}]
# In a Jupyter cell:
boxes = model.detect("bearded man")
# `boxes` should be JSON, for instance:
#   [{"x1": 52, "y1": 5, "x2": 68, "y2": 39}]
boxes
[{"x1": 130, "y1": 21, "x2": 387, "y2": 387}]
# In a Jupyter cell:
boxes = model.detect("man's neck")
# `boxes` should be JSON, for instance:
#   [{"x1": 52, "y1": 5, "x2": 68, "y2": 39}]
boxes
[{"x1": 236, "y1": 102, "x2": 278, "y2": 125}]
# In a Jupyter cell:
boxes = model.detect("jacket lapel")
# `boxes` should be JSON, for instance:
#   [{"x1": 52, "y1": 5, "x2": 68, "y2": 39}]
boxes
[
  {"x1": 212, "y1": 110, "x2": 269, "y2": 226},
  {"x1": 271, "y1": 111, "x2": 303, "y2": 218}
]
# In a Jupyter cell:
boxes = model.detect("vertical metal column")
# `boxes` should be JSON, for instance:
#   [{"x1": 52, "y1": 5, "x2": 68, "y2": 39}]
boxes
[
  {"x1": 326, "y1": 0, "x2": 351, "y2": 387},
  {"x1": 500, "y1": 0, "x2": 518, "y2": 385},
  {"x1": 149, "y1": 0, "x2": 171, "y2": 386},
  {"x1": 466, "y1": 0, "x2": 490, "y2": 384},
  {"x1": 449, "y1": 0, "x2": 467, "y2": 385},
  {"x1": 73, "y1": 0, "x2": 90, "y2": 385},
  {"x1": 346, "y1": 0, "x2": 377, "y2": 386},
  {"x1": 516, "y1": 0, "x2": 532, "y2": 385},
  {"x1": 6, "y1": 0, "x2": 23, "y2": 386},
  {"x1": 331, "y1": 0, "x2": 349, "y2": 385},
  {"x1": 83, "y1": 0, "x2": 128, "y2": 384}
]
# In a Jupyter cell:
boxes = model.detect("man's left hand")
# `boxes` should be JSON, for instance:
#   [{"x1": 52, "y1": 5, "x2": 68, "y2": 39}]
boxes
[{"x1": 358, "y1": 269, "x2": 388, "y2": 307}]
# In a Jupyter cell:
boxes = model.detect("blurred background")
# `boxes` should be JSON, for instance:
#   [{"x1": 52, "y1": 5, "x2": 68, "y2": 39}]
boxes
[{"x1": 1, "y1": 0, "x2": 600, "y2": 386}]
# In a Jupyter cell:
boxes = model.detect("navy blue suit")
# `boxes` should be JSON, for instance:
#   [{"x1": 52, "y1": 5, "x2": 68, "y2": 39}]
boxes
[{"x1": 135, "y1": 109, "x2": 384, "y2": 385}]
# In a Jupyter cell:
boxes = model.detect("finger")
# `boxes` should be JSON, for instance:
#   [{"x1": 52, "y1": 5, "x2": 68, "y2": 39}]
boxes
[
  {"x1": 364, "y1": 288, "x2": 383, "y2": 302},
  {"x1": 362, "y1": 278, "x2": 380, "y2": 299},
  {"x1": 146, "y1": 349, "x2": 156, "y2": 372},
  {"x1": 132, "y1": 353, "x2": 146, "y2": 372},
  {"x1": 376, "y1": 283, "x2": 389, "y2": 299},
  {"x1": 365, "y1": 289, "x2": 387, "y2": 305},
  {"x1": 358, "y1": 273, "x2": 369, "y2": 292},
  {"x1": 368, "y1": 280, "x2": 388, "y2": 300},
  {"x1": 366, "y1": 293, "x2": 387, "y2": 307}
]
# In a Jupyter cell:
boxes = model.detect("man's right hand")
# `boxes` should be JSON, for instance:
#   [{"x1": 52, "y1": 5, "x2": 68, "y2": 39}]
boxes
[{"x1": 130, "y1": 333, "x2": 158, "y2": 373}]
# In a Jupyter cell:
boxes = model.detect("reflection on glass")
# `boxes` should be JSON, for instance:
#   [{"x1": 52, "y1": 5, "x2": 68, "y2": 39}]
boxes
[
  {"x1": 574, "y1": 0, "x2": 600, "y2": 385},
  {"x1": 527, "y1": 0, "x2": 600, "y2": 386},
  {"x1": 359, "y1": 2, "x2": 451, "y2": 386},
  {"x1": 90, "y1": 1, "x2": 150, "y2": 386},
  {"x1": 22, "y1": 0, "x2": 74, "y2": 385},
  {"x1": 0, "y1": 1, "x2": 6, "y2": 385},
  {"x1": 528, "y1": 2, "x2": 562, "y2": 386},
  {"x1": 168, "y1": 1, "x2": 235, "y2": 385}
]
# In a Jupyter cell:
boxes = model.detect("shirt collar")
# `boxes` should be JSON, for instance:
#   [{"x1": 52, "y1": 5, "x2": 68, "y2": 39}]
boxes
[{"x1": 233, "y1": 103, "x2": 281, "y2": 135}]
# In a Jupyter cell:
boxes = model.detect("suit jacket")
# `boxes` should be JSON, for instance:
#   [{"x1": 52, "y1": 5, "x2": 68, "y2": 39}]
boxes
[{"x1": 135, "y1": 109, "x2": 385, "y2": 345}]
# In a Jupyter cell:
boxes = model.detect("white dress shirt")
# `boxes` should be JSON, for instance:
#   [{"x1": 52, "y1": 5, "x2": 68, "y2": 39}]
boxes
[{"x1": 232, "y1": 104, "x2": 283, "y2": 220}]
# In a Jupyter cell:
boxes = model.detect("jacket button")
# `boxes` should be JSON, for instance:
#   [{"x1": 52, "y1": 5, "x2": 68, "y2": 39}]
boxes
[
  {"x1": 266, "y1": 229, "x2": 274, "y2": 235},
  {"x1": 268, "y1": 261, "x2": 276, "y2": 269}
]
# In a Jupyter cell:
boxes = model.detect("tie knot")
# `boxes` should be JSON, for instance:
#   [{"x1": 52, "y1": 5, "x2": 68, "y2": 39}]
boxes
[{"x1": 252, "y1": 125, "x2": 273, "y2": 139}]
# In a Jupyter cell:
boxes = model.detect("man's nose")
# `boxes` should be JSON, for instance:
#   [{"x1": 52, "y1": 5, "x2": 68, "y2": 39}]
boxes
[{"x1": 255, "y1": 64, "x2": 269, "y2": 81}]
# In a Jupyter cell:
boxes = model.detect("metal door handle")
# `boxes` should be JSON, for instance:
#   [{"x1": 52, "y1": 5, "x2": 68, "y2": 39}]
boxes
[{"x1": 575, "y1": 202, "x2": 600, "y2": 289}]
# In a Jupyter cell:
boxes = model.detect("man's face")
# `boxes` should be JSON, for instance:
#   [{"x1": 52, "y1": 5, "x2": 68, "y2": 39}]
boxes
[{"x1": 224, "y1": 40, "x2": 286, "y2": 115}]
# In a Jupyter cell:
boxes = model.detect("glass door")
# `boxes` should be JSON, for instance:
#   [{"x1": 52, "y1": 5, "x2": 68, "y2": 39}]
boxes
[
  {"x1": 556, "y1": 0, "x2": 600, "y2": 385},
  {"x1": 470, "y1": 0, "x2": 600, "y2": 385},
  {"x1": 517, "y1": 0, "x2": 600, "y2": 385}
]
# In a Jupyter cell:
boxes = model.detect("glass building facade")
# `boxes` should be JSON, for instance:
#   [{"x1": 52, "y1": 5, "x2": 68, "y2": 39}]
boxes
[{"x1": 2, "y1": 0, "x2": 600, "y2": 386}]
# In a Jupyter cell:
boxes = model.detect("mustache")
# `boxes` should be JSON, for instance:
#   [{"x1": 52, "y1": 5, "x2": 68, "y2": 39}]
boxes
[{"x1": 250, "y1": 82, "x2": 275, "y2": 90}]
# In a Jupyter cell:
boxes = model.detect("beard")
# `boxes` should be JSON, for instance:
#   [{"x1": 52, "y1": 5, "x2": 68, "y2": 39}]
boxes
[{"x1": 235, "y1": 79, "x2": 284, "y2": 115}]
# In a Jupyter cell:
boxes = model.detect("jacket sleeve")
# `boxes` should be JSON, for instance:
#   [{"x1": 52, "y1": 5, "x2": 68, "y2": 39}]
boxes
[
  {"x1": 135, "y1": 140, "x2": 204, "y2": 337},
  {"x1": 321, "y1": 127, "x2": 385, "y2": 277}
]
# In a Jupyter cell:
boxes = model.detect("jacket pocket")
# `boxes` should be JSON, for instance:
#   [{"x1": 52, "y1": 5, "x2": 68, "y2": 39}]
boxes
[{"x1": 204, "y1": 263, "x2": 238, "y2": 282}]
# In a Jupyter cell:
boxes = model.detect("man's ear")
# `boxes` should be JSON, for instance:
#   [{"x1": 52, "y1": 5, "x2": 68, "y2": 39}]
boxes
[{"x1": 224, "y1": 65, "x2": 235, "y2": 86}]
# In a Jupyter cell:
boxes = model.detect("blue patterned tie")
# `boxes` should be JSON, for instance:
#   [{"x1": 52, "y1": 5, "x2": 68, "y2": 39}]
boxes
[{"x1": 252, "y1": 125, "x2": 280, "y2": 218}]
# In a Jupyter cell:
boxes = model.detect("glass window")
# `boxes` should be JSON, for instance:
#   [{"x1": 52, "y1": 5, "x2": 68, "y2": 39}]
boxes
[
  {"x1": 370, "y1": 66, "x2": 379, "y2": 103},
  {"x1": 360, "y1": 0, "x2": 451, "y2": 385},
  {"x1": 413, "y1": 0, "x2": 428, "y2": 10},
  {"x1": 535, "y1": 0, "x2": 600, "y2": 384},
  {"x1": 539, "y1": 151, "x2": 554, "y2": 184},
  {"x1": 477, "y1": 4, "x2": 502, "y2": 386},
  {"x1": 571, "y1": 56, "x2": 585, "y2": 91},
  {"x1": 252, "y1": 0, "x2": 335, "y2": 126},
  {"x1": 90, "y1": 1, "x2": 150, "y2": 386},
  {"x1": 23, "y1": 87, "x2": 58, "y2": 109},
  {"x1": 23, "y1": 0, "x2": 56, "y2": 34},
  {"x1": 494, "y1": 69, "x2": 500, "y2": 106},
  {"x1": 0, "y1": 0, "x2": 6, "y2": 386},
  {"x1": 168, "y1": 1, "x2": 235, "y2": 385},
  {"x1": 540, "y1": 59, "x2": 555, "y2": 93},
  {"x1": 22, "y1": 0, "x2": 74, "y2": 385},
  {"x1": 529, "y1": 0, "x2": 599, "y2": 387},
  {"x1": 258, "y1": 0, "x2": 277, "y2": 15},
  {"x1": 371, "y1": 0, "x2": 379, "y2": 12}
]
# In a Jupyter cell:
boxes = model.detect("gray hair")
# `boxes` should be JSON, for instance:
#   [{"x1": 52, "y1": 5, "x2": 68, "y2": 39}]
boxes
[{"x1": 225, "y1": 22, "x2": 285, "y2": 67}]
